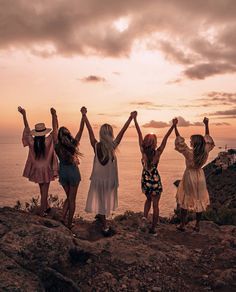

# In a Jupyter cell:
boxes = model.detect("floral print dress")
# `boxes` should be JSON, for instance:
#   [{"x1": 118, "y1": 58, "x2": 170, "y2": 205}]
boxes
[{"x1": 141, "y1": 161, "x2": 163, "y2": 198}]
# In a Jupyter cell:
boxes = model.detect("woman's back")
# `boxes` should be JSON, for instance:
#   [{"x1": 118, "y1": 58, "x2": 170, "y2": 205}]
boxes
[
  {"x1": 90, "y1": 142, "x2": 118, "y2": 183},
  {"x1": 23, "y1": 129, "x2": 55, "y2": 164},
  {"x1": 175, "y1": 135, "x2": 214, "y2": 170}
]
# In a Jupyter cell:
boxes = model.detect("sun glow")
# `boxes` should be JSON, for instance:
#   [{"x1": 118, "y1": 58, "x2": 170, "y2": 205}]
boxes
[{"x1": 113, "y1": 17, "x2": 129, "y2": 32}]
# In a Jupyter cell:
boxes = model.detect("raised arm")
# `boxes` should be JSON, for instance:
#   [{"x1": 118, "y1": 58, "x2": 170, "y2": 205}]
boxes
[
  {"x1": 114, "y1": 111, "x2": 136, "y2": 146},
  {"x1": 50, "y1": 107, "x2": 59, "y2": 144},
  {"x1": 203, "y1": 117, "x2": 209, "y2": 135},
  {"x1": 75, "y1": 108, "x2": 85, "y2": 143},
  {"x1": 81, "y1": 107, "x2": 97, "y2": 149},
  {"x1": 18, "y1": 106, "x2": 29, "y2": 129},
  {"x1": 174, "y1": 122, "x2": 180, "y2": 137},
  {"x1": 134, "y1": 113, "x2": 143, "y2": 153},
  {"x1": 158, "y1": 118, "x2": 177, "y2": 155},
  {"x1": 203, "y1": 117, "x2": 215, "y2": 152}
]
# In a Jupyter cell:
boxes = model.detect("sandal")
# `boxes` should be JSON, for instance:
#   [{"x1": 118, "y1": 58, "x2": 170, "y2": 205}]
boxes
[
  {"x1": 45, "y1": 207, "x2": 52, "y2": 214},
  {"x1": 176, "y1": 225, "x2": 185, "y2": 232},
  {"x1": 193, "y1": 226, "x2": 200, "y2": 232},
  {"x1": 102, "y1": 227, "x2": 116, "y2": 237},
  {"x1": 149, "y1": 228, "x2": 157, "y2": 236}
]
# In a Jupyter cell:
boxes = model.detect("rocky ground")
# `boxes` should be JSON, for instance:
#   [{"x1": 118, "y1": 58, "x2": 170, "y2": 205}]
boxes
[
  {"x1": 203, "y1": 160, "x2": 236, "y2": 225},
  {"x1": 0, "y1": 207, "x2": 236, "y2": 291}
]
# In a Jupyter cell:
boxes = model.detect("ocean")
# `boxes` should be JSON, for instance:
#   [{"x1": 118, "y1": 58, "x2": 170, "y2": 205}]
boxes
[{"x1": 0, "y1": 136, "x2": 235, "y2": 219}]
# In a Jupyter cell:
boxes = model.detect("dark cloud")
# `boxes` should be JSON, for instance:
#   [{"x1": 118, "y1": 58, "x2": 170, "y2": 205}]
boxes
[
  {"x1": 129, "y1": 101, "x2": 159, "y2": 110},
  {"x1": 142, "y1": 120, "x2": 169, "y2": 128},
  {"x1": 209, "y1": 108, "x2": 236, "y2": 116},
  {"x1": 192, "y1": 122, "x2": 202, "y2": 126},
  {"x1": 175, "y1": 116, "x2": 191, "y2": 127},
  {"x1": 79, "y1": 75, "x2": 106, "y2": 83},
  {"x1": 156, "y1": 41, "x2": 197, "y2": 65},
  {"x1": 1, "y1": 1, "x2": 236, "y2": 79},
  {"x1": 129, "y1": 101, "x2": 173, "y2": 110},
  {"x1": 201, "y1": 91, "x2": 236, "y2": 104},
  {"x1": 142, "y1": 115, "x2": 228, "y2": 128},
  {"x1": 130, "y1": 101, "x2": 155, "y2": 106},
  {"x1": 183, "y1": 63, "x2": 236, "y2": 80}
]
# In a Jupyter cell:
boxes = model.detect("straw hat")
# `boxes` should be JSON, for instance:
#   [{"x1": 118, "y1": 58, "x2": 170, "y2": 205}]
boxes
[{"x1": 30, "y1": 123, "x2": 52, "y2": 136}]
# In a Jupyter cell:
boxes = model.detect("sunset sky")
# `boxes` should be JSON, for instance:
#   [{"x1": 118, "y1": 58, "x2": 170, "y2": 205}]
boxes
[{"x1": 1, "y1": 0, "x2": 236, "y2": 138}]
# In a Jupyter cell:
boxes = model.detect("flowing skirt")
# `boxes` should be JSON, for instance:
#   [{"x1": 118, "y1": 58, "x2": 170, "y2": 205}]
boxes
[
  {"x1": 85, "y1": 178, "x2": 118, "y2": 216},
  {"x1": 176, "y1": 168, "x2": 210, "y2": 212}
]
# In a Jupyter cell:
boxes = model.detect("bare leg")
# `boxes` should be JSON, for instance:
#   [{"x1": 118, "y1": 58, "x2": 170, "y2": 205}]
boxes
[
  {"x1": 144, "y1": 196, "x2": 152, "y2": 218},
  {"x1": 179, "y1": 208, "x2": 187, "y2": 230},
  {"x1": 67, "y1": 184, "x2": 79, "y2": 229},
  {"x1": 151, "y1": 195, "x2": 161, "y2": 231},
  {"x1": 39, "y1": 183, "x2": 50, "y2": 215},
  {"x1": 195, "y1": 212, "x2": 202, "y2": 231},
  {"x1": 101, "y1": 215, "x2": 107, "y2": 229},
  {"x1": 62, "y1": 184, "x2": 70, "y2": 224}
]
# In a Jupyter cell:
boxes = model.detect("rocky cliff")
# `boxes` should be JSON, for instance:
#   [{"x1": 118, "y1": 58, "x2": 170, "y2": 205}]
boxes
[
  {"x1": 0, "y1": 207, "x2": 235, "y2": 291},
  {"x1": 204, "y1": 158, "x2": 236, "y2": 225}
]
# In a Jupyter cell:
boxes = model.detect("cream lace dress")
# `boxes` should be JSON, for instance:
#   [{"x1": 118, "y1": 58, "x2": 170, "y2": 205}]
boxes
[{"x1": 175, "y1": 135, "x2": 215, "y2": 212}]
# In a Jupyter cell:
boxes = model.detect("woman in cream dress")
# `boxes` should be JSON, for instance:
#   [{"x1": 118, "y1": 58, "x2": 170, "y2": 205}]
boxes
[{"x1": 174, "y1": 117, "x2": 215, "y2": 231}]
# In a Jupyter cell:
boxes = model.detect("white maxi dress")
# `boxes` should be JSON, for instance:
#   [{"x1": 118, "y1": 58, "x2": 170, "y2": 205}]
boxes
[{"x1": 85, "y1": 143, "x2": 119, "y2": 216}]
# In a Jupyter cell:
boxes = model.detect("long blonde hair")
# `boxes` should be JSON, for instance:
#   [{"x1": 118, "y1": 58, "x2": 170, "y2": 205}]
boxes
[
  {"x1": 191, "y1": 135, "x2": 207, "y2": 168},
  {"x1": 99, "y1": 124, "x2": 115, "y2": 163}
]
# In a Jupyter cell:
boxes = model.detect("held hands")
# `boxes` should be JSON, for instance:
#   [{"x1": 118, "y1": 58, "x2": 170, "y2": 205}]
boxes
[
  {"x1": 203, "y1": 117, "x2": 209, "y2": 125},
  {"x1": 80, "y1": 106, "x2": 87, "y2": 116},
  {"x1": 130, "y1": 111, "x2": 137, "y2": 119},
  {"x1": 50, "y1": 107, "x2": 56, "y2": 115},
  {"x1": 18, "y1": 106, "x2": 26, "y2": 115},
  {"x1": 172, "y1": 118, "x2": 178, "y2": 126}
]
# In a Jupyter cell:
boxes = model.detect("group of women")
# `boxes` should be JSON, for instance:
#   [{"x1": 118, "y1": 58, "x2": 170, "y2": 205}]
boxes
[{"x1": 18, "y1": 106, "x2": 214, "y2": 235}]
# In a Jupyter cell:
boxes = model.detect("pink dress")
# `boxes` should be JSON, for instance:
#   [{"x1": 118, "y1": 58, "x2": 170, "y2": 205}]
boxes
[{"x1": 22, "y1": 127, "x2": 58, "y2": 184}]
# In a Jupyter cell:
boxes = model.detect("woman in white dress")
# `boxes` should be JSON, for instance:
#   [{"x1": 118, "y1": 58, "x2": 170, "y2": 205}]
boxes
[
  {"x1": 81, "y1": 107, "x2": 136, "y2": 233},
  {"x1": 174, "y1": 117, "x2": 215, "y2": 232}
]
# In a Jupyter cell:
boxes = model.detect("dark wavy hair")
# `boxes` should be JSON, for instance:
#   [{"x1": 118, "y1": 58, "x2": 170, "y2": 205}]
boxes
[
  {"x1": 34, "y1": 136, "x2": 45, "y2": 160},
  {"x1": 142, "y1": 134, "x2": 157, "y2": 170},
  {"x1": 191, "y1": 135, "x2": 207, "y2": 168},
  {"x1": 56, "y1": 127, "x2": 82, "y2": 164}
]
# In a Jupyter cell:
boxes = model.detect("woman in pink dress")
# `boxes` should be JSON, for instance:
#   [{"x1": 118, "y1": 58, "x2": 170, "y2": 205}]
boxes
[{"x1": 18, "y1": 106, "x2": 58, "y2": 215}]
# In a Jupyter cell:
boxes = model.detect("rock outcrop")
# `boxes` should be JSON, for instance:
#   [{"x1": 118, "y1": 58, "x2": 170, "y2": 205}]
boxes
[
  {"x1": 204, "y1": 159, "x2": 236, "y2": 225},
  {"x1": 0, "y1": 208, "x2": 236, "y2": 291}
]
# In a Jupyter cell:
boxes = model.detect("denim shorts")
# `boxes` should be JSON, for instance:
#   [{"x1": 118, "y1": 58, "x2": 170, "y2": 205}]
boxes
[{"x1": 59, "y1": 163, "x2": 81, "y2": 186}]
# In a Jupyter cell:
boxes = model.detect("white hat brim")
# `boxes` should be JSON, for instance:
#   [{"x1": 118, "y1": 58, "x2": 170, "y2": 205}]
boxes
[{"x1": 30, "y1": 128, "x2": 52, "y2": 136}]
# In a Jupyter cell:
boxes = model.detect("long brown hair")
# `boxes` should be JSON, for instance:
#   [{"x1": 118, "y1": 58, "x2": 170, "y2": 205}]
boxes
[
  {"x1": 191, "y1": 135, "x2": 207, "y2": 168},
  {"x1": 34, "y1": 136, "x2": 45, "y2": 159},
  {"x1": 142, "y1": 134, "x2": 157, "y2": 169},
  {"x1": 56, "y1": 127, "x2": 82, "y2": 164}
]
